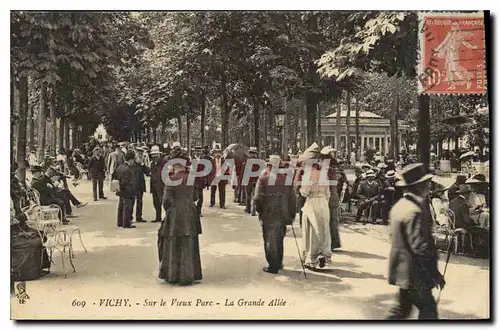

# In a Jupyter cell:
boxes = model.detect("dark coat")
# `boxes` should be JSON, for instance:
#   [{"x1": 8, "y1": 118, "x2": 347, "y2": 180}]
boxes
[
  {"x1": 88, "y1": 156, "x2": 106, "y2": 179},
  {"x1": 388, "y1": 194, "x2": 440, "y2": 290},
  {"x1": 131, "y1": 162, "x2": 150, "y2": 194},
  {"x1": 31, "y1": 176, "x2": 56, "y2": 205},
  {"x1": 150, "y1": 157, "x2": 167, "y2": 195},
  {"x1": 112, "y1": 163, "x2": 136, "y2": 198},
  {"x1": 254, "y1": 168, "x2": 296, "y2": 227},
  {"x1": 356, "y1": 180, "x2": 380, "y2": 200},
  {"x1": 449, "y1": 196, "x2": 475, "y2": 229},
  {"x1": 161, "y1": 170, "x2": 202, "y2": 237}
]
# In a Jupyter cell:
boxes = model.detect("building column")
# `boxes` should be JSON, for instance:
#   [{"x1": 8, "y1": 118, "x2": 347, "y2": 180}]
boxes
[{"x1": 360, "y1": 134, "x2": 365, "y2": 160}]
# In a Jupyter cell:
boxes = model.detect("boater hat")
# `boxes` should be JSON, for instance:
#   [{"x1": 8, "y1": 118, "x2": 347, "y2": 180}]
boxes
[
  {"x1": 395, "y1": 163, "x2": 433, "y2": 187},
  {"x1": 150, "y1": 145, "x2": 162, "y2": 154},
  {"x1": 385, "y1": 170, "x2": 396, "y2": 179},
  {"x1": 365, "y1": 170, "x2": 375, "y2": 178}
]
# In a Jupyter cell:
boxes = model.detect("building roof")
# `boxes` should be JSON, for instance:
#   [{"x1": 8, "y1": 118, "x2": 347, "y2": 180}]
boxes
[{"x1": 325, "y1": 110, "x2": 383, "y2": 119}]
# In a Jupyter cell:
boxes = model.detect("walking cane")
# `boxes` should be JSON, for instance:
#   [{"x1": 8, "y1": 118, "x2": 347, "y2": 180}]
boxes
[
  {"x1": 436, "y1": 238, "x2": 454, "y2": 304},
  {"x1": 290, "y1": 222, "x2": 307, "y2": 279}
]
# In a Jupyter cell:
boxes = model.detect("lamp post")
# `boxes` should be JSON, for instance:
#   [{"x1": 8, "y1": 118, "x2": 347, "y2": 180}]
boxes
[{"x1": 274, "y1": 109, "x2": 285, "y2": 155}]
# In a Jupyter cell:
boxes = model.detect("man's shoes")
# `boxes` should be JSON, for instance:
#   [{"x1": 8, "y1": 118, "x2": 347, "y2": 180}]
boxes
[
  {"x1": 94, "y1": 198, "x2": 98, "y2": 202},
  {"x1": 209, "y1": 204, "x2": 214, "y2": 208},
  {"x1": 251, "y1": 212, "x2": 256, "y2": 216},
  {"x1": 319, "y1": 257, "x2": 326, "y2": 268},
  {"x1": 244, "y1": 209, "x2": 250, "y2": 214},
  {"x1": 220, "y1": 206, "x2": 226, "y2": 209},
  {"x1": 136, "y1": 218, "x2": 147, "y2": 223},
  {"x1": 124, "y1": 225, "x2": 136, "y2": 229},
  {"x1": 117, "y1": 224, "x2": 123, "y2": 227},
  {"x1": 151, "y1": 219, "x2": 161, "y2": 223},
  {"x1": 100, "y1": 196, "x2": 108, "y2": 200},
  {"x1": 263, "y1": 267, "x2": 278, "y2": 274},
  {"x1": 76, "y1": 202, "x2": 88, "y2": 208}
]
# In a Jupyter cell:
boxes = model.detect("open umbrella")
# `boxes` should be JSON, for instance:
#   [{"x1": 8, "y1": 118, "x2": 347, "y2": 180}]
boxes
[
  {"x1": 298, "y1": 143, "x2": 321, "y2": 162},
  {"x1": 459, "y1": 151, "x2": 476, "y2": 161},
  {"x1": 442, "y1": 115, "x2": 473, "y2": 127},
  {"x1": 223, "y1": 143, "x2": 249, "y2": 162}
]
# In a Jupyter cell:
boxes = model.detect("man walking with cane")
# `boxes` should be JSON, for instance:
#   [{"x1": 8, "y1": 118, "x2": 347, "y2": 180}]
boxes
[{"x1": 386, "y1": 163, "x2": 445, "y2": 319}]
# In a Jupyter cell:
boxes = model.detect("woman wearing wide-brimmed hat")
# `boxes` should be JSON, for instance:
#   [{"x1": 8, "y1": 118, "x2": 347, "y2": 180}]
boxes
[
  {"x1": 299, "y1": 157, "x2": 332, "y2": 270},
  {"x1": 158, "y1": 148, "x2": 202, "y2": 286}
]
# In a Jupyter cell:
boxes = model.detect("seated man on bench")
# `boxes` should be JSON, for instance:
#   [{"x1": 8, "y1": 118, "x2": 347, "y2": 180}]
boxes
[{"x1": 355, "y1": 170, "x2": 381, "y2": 224}]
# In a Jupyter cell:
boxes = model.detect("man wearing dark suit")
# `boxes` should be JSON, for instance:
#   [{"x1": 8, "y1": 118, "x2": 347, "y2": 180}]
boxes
[
  {"x1": 386, "y1": 163, "x2": 445, "y2": 320},
  {"x1": 449, "y1": 184, "x2": 476, "y2": 229},
  {"x1": 245, "y1": 148, "x2": 259, "y2": 216},
  {"x1": 209, "y1": 149, "x2": 227, "y2": 209},
  {"x1": 355, "y1": 170, "x2": 381, "y2": 223},
  {"x1": 254, "y1": 156, "x2": 296, "y2": 274},
  {"x1": 447, "y1": 174, "x2": 467, "y2": 202},
  {"x1": 112, "y1": 151, "x2": 137, "y2": 229},
  {"x1": 30, "y1": 165, "x2": 69, "y2": 224},
  {"x1": 150, "y1": 145, "x2": 166, "y2": 223},
  {"x1": 132, "y1": 148, "x2": 151, "y2": 223},
  {"x1": 88, "y1": 147, "x2": 107, "y2": 201}
]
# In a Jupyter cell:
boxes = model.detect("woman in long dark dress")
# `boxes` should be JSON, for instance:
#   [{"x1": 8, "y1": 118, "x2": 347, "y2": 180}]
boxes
[{"x1": 158, "y1": 150, "x2": 202, "y2": 285}]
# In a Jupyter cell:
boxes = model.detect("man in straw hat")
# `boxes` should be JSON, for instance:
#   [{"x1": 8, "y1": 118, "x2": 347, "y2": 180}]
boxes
[
  {"x1": 88, "y1": 147, "x2": 107, "y2": 201},
  {"x1": 149, "y1": 145, "x2": 166, "y2": 223},
  {"x1": 244, "y1": 147, "x2": 259, "y2": 216},
  {"x1": 209, "y1": 148, "x2": 227, "y2": 209},
  {"x1": 380, "y1": 170, "x2": 397, "y2": 225},
  {"x1": 355, "y1": 169, "x2": 381, "y2": 224},
  {"x1": 112, "y1": 151, "x2": 137, "y2": 229},
  {"x1": 386, "y1": 163, "x2": 444, "y2": 319}
]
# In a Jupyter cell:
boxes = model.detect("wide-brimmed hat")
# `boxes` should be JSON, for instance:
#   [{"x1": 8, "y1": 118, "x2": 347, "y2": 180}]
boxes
[
  {"x1": 378, "y1": 162, "x2": 388, "y2": 169},
  {"x1": 458, "y1": 184, "x2": 473, "y2": 194},
  {"x1": 150, "y1": 145, "x2": 161, "y2": 154},
  {"x1": 385, "y1": 170, "x2": 396, "y2": 179},
  {"x1": 395, "y1": 163, "x2": 433, "y2": 187},
  {"x1": 172, "y1": 141, "x2": 181, "y2": 148},
  {"x1": 320, "y1": 146, "x2": 335, "y2": 155},
  {"x1": 249, "y1": 147, "x2": 258, "y2": 153},
  {"x1": 361, "y1": 163, "x2": 372, "y2": 169},
  {"x1": 267, "y1": 155, "x2": 281, "y2": 165},
  {"x1": 365, "y1": 170, "x2": 375, "y2": 177}
]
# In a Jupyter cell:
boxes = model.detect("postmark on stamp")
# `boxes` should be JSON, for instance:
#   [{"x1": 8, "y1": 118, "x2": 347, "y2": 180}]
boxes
[{"x1": 417, "y1": 12, "x2": 486, "y2": 95}]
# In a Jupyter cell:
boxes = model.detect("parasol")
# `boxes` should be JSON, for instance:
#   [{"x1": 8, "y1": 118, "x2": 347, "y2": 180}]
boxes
[
  {"x1": 459, "y1": 151, "x2": 476, "y2": 161},
  {"x1": 223, "y1": 143, "x2": 249, "y2": 162},
  {"x1": 298, "y1": 143, "x2": 321, "y2": 162},
  {"x1": 442, "y1": 115, "x2": 473, "y2": 127}
]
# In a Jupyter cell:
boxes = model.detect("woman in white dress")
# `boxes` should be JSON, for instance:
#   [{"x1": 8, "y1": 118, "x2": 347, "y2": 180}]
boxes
[{"x1": 300, "y1": 163, "x2": 332, "y2": 270}]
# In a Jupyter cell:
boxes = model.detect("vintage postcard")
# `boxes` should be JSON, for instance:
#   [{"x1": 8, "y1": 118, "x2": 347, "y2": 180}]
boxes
[{"x1": 10, "y1": 10, "x2": 490, "y2": 320}]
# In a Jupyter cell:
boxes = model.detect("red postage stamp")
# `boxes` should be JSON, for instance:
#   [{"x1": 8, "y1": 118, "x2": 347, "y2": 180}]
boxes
[{"x1": 417, "y1": 12, "x2": 486, "y2": 95}]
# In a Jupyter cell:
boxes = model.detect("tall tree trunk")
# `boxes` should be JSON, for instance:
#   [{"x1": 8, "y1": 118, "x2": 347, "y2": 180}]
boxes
[
  {"x1": 58, "y1": 117, "x2": 65, "y2": 151},
  {"x1": 335, "y1": 99, "x2": 342, "y2": 155},
  {"x1": 389, "y1": 90, "x2": 400, "y2": 159},
  {"x1": 16, "y1": 76, "x2": 28, "y2": 183},
  {"x1": 176, "y1": 116, "x2": 183, "y2": 145},
  {"x1": 261, "y1": 106, "x2": 266, "y2": 151},
  {"x1": 28, "y1": 101, "x2": 35, "y2": 149},
  {"x1": 64, "y1": 118, "x2": 70, "y2": 149},
  {"x1": 49, "y1": 88, "x2": 57, "y2": 156},
  {"x1": 300, "y1": 101, "x2": 306, "y2": 151},
  {"x1": 200, "y1": 94, "x2": 206, "y2": 147},
  {"x1": 454, "y1": 98, "x2": 460, "y2": 150},
  {"x1": 317, "y1": 102, "x2": 322, "y2": 145},
  {"x1": 292, "y1": 102, "x2": 299, "y2": 154},
  {"x1": 346, "y1": 91, "x2": 351, "y2": 163},
  {"x1": 37, "y1": 84, "x2": 47, "y2": 163},
  {"x1": 418, "y1": 94, "x2": 431, "y2": 170},
  {"x1": 10, "y1": 67, "x2": 15, "y2": 163},
  {"x1": 253, "y1": 99, "x2": 260, "y2": 150},
  {"x1": 282, "y1": 96, "x2": 288, "y2": 156},
  {"x1": 355, "y1": 96, "x2": 360, "y2": 161},
  {"x1": 305, "y1": 92, "x2": 317, "y2": 146},
  {"x1": 186, "y1": 114, "x2": 191, "y2": 154}
]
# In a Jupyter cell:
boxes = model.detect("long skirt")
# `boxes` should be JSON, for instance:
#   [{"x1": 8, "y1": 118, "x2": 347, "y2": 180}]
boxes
[
  {"x1": 302, "y1": 197, "x2": 332, "y2": 268},
  {"x1": 158, "y1": 235, "x2": 202, "y2": 285}
]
